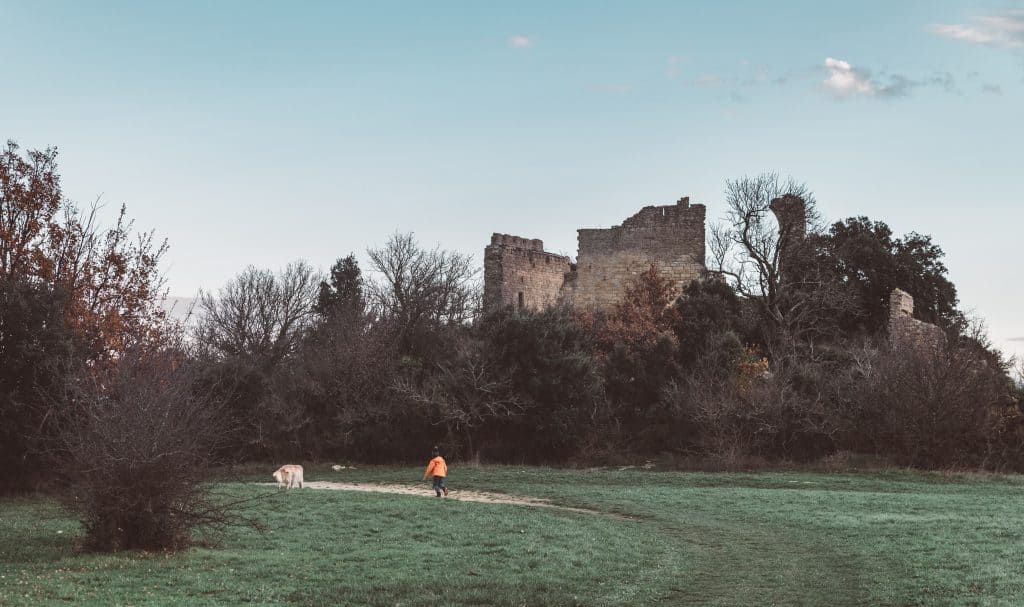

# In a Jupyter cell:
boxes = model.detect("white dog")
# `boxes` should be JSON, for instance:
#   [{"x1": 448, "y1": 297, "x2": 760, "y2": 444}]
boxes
[{"x1": 272, "y1": 465, "x2": 304, "y2": 489}]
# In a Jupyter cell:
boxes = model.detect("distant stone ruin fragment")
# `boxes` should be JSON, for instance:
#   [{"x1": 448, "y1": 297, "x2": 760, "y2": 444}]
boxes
[
  {"x1": 888, "y1": 288, "x2": 945, "y2": 349},
  {"x1": 484, "y1": 197, "x2": 706, "y2": 312}
]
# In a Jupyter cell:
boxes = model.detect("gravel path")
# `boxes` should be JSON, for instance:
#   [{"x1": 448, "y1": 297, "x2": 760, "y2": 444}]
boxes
[{"x1": 283, "y1": 481, "x2": 601, "y2": 515}]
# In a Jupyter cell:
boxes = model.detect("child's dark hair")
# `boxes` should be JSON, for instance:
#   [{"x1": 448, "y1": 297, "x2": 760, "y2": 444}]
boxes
[{"x1": 432, "y1": 445, "x2": 440, "y2": 456}]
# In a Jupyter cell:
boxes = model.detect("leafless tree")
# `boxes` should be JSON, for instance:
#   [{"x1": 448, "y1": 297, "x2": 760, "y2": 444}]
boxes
[
  {"x1": 366, "y1": 232, "x2": 479, "y2": 351},
  {"x1": 193, "y1": 260, "x2": 321, "y2": 365},
  {"x1": 56, "y1": 348, "x2": 263, "y2": 551},
  {"x1": 709, "y1": 173, "x2": 851, "y2": 347}
]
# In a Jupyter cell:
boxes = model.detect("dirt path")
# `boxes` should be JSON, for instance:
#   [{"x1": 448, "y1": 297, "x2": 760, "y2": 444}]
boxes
[{"x1": 292, "y1": 481, "x2": 601, "y2": 515}]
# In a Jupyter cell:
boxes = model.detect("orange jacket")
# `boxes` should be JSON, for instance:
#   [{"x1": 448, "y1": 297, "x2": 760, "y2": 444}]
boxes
[{"x1": 423, "y1": 456, "x2": 447, "y2": 479}]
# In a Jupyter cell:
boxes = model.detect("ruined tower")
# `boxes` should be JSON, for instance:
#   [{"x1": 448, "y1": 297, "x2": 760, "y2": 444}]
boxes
[
  {"x1": 769, "y1": 194, "x2": 807, "y2": 242},
  {"x1": 483, "y1": 234, "x2": 571, "y2": 312},
  {"x1": 769, "y1": 194, "x2": 807, "y2": 277}
]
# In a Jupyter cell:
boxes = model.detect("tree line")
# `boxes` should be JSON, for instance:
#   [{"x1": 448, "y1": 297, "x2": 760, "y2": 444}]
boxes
[{"x1": 189, "y1": 174, "x2": 1023, "y2": 469}]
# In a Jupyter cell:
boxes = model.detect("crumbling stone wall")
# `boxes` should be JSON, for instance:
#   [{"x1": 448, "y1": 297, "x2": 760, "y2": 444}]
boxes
[
  {"x1": 483, "y1": 196, "x2": 706, "y2": 312},
  {"x1": 889, "y1": 288, "x2": 945, "y2": 349},
  {"x1": 571, "y1": 197, "x2": 706, "y2": 310},
  {"x1": 483, "y1": 234, "x2": 571, "y2": 312}
]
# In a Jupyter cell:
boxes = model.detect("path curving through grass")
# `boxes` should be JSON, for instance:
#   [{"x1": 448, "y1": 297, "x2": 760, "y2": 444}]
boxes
[{"x1": 294, "y1": 480, "x2": 606, "y2": 515}]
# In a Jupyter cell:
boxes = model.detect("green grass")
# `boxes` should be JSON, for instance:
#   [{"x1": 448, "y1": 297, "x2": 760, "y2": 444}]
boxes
[{"x1": 2, "y1": 467, "x2": 1024, "y2": 606}]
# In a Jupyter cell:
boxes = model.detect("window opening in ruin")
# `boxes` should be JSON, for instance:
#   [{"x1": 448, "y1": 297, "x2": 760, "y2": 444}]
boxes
[{"x1": 517, "y1": 292, "x2": 524, "y2": 309}]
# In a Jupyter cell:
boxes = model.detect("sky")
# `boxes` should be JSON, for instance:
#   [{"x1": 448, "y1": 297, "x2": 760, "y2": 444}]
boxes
[{"x1": 2, "y1": 1, "x2": 1022, "y2": 359}]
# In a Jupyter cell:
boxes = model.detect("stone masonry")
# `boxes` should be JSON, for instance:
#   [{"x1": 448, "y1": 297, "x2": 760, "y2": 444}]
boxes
[
  {"x1": 484, "y1": 196, "x2": 706, "y2": 312},
  {"x1": 888, "y1": 288, "x2": 945, "y2": 349},
  {"x1": 571, "y1": 197, "x2": 706, "y2": 309},
  {"x1": 770, "y1": 194, "x2": 807, "y2": 277},
  {"x1": 483, "y1": 234, "x2": 572, "y2": 311},
  {"x1": 768, "y1": 194, "x2": 807, "y2": 242}
]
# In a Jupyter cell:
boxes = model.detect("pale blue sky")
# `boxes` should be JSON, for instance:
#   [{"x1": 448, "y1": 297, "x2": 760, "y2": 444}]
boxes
[{"x1": 2, "y1": 1, "x2": 1022, "y2": 357}]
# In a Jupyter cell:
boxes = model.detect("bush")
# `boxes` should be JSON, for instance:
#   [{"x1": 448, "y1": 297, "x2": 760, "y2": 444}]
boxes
[
  {"x1": 475, "y1": 306, "x2": 605, "y2": 461},
  {"x1": 277, "y1": 316, "x2": 405, "y2": 462},
  {"x1": 58, "y1": 350, "x2": 255, "y2": 551},
  {"x1": 672, "y1": 277, "x2": 744, "y2": 366},
  {"x1": 844, "y1": 338, "x2": 1017, "y2": 468},
  {"x1": 662, "y1": 330, "x2": 842, "y2": 461},
  {"x1": 590, "y1": 266, "x2": 683, "y2": 452},
  {"x1": 394, "y1": 330, "x2": 523, "y2": 461}
]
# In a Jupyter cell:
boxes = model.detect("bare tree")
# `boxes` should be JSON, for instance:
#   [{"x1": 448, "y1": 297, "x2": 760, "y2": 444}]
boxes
[
  {"x1": 366, "y1": 232, "x2": 478, "y2": 351},
  {"x1": 57, "y1": 348, "x2": 263, "y2": 551},
  {"x1": 709, "y1": 173, "x2": 850, "y2": 346},
  {"x1": 193, "y1": 261, "x2": 321, "y2": 365}
]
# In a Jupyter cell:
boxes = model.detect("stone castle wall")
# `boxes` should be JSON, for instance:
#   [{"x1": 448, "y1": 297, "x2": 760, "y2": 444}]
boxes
[
  {"x1": 483, "y1": 196, "x2": 706, "y2": 312},
  {"x1": 889, "y1": 288, "x2": 945, "y2": 349},
  {"x1": 483, "y1": 234, "x2": 571, "y2": 312},
  {"x1": 571, "y1": 197, "x2": 706, "y2": 310}
]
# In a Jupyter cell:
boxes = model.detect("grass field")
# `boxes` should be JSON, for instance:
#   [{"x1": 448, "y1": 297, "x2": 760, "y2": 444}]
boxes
[{"x1": 2, "y1": 466, "x2": 1023, "y2": 606}]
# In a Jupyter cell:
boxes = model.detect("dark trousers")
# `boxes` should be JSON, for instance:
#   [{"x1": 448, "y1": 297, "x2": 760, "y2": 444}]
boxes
[{"x1": 432, "y1": 475, "x2": 446, "y2": 495}]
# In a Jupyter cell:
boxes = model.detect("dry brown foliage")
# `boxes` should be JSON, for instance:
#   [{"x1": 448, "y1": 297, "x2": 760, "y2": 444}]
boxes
[
  {"x1": 585, "y1": 264, "x2": 680, "y2": 354},
  {"x1": 0, "y1": 140, "x2": 169, "y2": 364}
]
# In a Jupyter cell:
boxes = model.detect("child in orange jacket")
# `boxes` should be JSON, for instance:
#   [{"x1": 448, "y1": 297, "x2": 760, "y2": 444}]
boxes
[{"x1": 423, "y1": 446, "x2": 448, "y2": 497}]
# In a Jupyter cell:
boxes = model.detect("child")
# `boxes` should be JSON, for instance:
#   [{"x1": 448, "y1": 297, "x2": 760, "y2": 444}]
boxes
[{"x1": 423, "y1": 446, "x2": 449, "y2": 497}]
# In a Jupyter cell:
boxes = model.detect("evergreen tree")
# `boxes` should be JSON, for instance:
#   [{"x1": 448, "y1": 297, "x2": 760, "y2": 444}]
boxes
[{"x1": 315, "y1": 254, "x2": 365, "y2": 318}]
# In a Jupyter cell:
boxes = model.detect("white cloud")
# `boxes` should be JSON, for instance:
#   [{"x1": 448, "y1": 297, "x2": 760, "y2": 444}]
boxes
[
  {"x1": 509, "y1": 35, "x2": 532, "y2": 48},
  {"x1": 929, "y1": 12, "x2": 1024, "y2": 48},
  {"x1": 823, "y1": 57, "x2": 876, "y2": 97},
  {"x1": 821, "y1": 59, "x2": 958, "y2": 99}
]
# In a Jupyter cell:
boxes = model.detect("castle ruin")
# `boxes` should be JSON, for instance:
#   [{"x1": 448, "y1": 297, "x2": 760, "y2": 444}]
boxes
[
  {"x1": 484, "y1": 196, "x2": 706, "y2": 312},
  {"x1": 482, "y1": 235, "x2": 571, "y2": 312},
  {"x1": 888, "y1": 288, "x2": 945, "y2": 350},
  {"x1": 486, "y1": 195, "x2": 944, "y2": 351}
]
